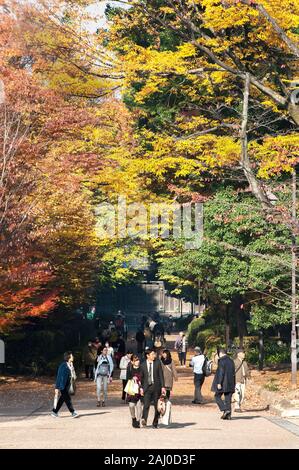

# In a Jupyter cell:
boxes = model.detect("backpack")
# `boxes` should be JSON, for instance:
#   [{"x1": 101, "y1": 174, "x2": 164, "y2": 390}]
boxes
[
  {"x1": 203, "y1": 357, "x2": 212, "y2": 377},
  {"x1": 97, "y1": 359, "x2": 110, "y2": 377}
]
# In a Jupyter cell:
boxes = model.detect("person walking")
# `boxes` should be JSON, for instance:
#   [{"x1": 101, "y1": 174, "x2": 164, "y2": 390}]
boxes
[
  {"x1": 174, "y1": 332, "x2": 188, "y2": 367},
  {"x1": 144, "y1": 327, "x2": 154, "y2": 349},
  {"x1": 94, "y1": 346, "x2": 114, "y2": 407},
  {"x1": 149, "y1": 318, "x2": 157, "y2": 342},
  {"x1": 105, "y1": 341, "x2": 114, "y2": 358},
  {"x1": 234, "y1": 348, "x2": 250, "y2": 412},
  {"x1": 126, "y1": 355, "x2": 143, "y2": 428},
  {"x1": 160, "y1": 350, "x2": 178, "y2": 399},
  {"x1": 51, "y1": 352, "x2": 79, "y2": 418},
  {"x1": 115, "y1": 335, "x2": 126, "y2": 368},
  {"x1": 136, "y1": 329, "x2": 145, "y2": 354},
  {"x1": 211, "y1": 348, "x2": 236, "y2": 420},
  {"x1": 82, "y1": 340, "x2": 97, "y2": 380},
  {"x1": 190, "y1": 347, "x2": 206, "y2": 404},
  {"x1": 120, "y1": 350, "x2": 134, "y2": 402},
  {"x1": 140, "y1": 349, "x2": 166, "y2": 429}
]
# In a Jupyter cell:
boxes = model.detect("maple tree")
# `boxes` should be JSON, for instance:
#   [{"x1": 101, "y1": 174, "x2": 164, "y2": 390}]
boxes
[{"x1": 1, "y1": 0, "x2": 299, "y2": 351}]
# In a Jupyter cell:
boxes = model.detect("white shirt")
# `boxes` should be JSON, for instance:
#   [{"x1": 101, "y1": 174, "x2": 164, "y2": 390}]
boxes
[
  {"x1": 119, "y1": 355, "x2": 131, "y2": 380},
  {"x1": 147, "y1": 360, "x2": 154, "y2": 384},
  {"x1": 190, "y1": 354, "x2": 205, "y2": 374}
]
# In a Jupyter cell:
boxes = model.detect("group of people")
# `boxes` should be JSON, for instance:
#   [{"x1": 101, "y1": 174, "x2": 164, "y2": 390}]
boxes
[
  {"x1": 118, "y1": 348, "x2": 177, "y2": 428},
  {"x1": 135, "y1": 314, "x2": 168, "y2": 352},
  {"x1": 52, "y1": 328, "x2": 251, "y2": 427}
]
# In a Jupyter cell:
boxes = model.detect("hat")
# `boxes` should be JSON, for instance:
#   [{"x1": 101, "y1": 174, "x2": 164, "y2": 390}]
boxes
[{"x1": 194, "y1": 347, "x2": 201, "y2": 353}]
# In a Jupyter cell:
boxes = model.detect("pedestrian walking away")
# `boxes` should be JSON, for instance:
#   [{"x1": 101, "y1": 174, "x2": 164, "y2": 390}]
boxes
[
  {"x1": 140, "y1": 349, "x2": 166, "y2": 429},
  {"x1": 94, "y1": 346, "x2": 114, "y2": 407},
  {"x1": 174, "y1": 332, "x2": 188, "y2": 366},
  {"x1": 233, "y1": 348, "x2": 250, "y2": 412},
  {"x1": 51, "y1": 352, "x2": 79, "y2": 418},
  {"x1": 211, "y1": 348, "x2": 236, "y2": 420},
  {"x1": 160, "y1": 349, "x2": 178, "y2": 399},
  {"x1": 136, "y1": 329, "x2": 145, "y2": 354},
  {"x1": 120, "y1": 351, "x2": 134, "y2": 402},
  {"x1": 190, "y1": 346, "x2": 206, "y2": 404},
  {"x1": 126, "y1": 355, "x2": 143, "y2": 428},
  {"x1": 114, "y1": 335, "x2": 126, "y2": 368},
  {"x1": 82, "y1": 340, "x2": 97, "y2": 380}
]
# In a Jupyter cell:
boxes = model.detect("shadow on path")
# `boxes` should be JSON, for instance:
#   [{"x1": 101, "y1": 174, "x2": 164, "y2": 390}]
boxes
[
  {"x1": 158, "y1": 422, "x2": 197, "y2": 429},
  {"x1": 232, "y1": 416, "x2": 262, "y2": 420}
]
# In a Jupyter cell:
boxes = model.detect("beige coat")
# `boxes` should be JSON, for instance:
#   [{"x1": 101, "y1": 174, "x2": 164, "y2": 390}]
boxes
[
  {"x1": 161, "y1": 360, "x2": 178, "y2": 390},
  {"x1": 234, "y1": 358, "x2": 250, "y2": 384}
]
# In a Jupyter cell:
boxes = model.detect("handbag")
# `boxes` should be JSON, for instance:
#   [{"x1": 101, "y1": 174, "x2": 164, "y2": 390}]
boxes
[
  {"x1": 124, "y1": 379, "x2": 139, "y2": 396},
  {"x1": 159, "y1": 400, "x2": 172, "y2": 425},
  {"x1": 157, "y1": 397, "x2": 166, "y2": 416},
  {"x1": 69, "y1": 378, "x2": 76, "y2": 396}
]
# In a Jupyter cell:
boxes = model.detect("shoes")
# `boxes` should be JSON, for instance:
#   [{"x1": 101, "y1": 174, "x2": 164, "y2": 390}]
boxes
[
  {"x1": 152, "y1": 422, "x2": 158, "y2": 429},
  {"x1": 51, "y1": 412, "x2": 59, "y2": 418},
  {"x1": 192, "y1": 400, "x2": 202, "y2": 404},
  {"x1": 71, "y1": 412, "x2": 79, "y2": 418},
  {"x1": 102, "y1": 401, "x2": 106, "y2": 407},
  {"x1": 97, "y1": 401, "x2": 101, "y2": 407},
  {"x1": 222, "y1": 411, "x2": 232, "y2": 420},
  {"x1": 132, "y1": 418, "x2": 140, "y2": 428},
  {"x1": 141, "y1": 418, "x2": 147, "y2": 427}
]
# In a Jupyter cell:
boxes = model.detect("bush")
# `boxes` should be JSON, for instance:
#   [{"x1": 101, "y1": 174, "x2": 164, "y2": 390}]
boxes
[
  {"x1": 196, "y1": 329, "x2": 222, "y2": 355},
  {"x1": 175, "y1": 314, "x2": 194, "y2": 332},
  {"x1": 245, "y1": 338, "x2": 290, "y2": 366},
  {"x1": 187, "y1": 317, "x2": 205, "y2": 346}
]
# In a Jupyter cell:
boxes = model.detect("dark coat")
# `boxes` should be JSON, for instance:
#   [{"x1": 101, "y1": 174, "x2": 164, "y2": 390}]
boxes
[
  {"x1": 140, "y1": 359, "x2": 165, "y2": 393},
  {"x1": 136, "y1": 331, "x2": 145, "y2": 343},
  {"x1": 211, "y1": 355, "x2": 236, "y2": 393},
  {"x1": 55, "y1": 362, "x2": 71, "y2": 391}
]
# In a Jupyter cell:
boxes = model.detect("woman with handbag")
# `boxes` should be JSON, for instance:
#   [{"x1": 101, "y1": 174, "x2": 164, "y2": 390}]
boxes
[
  {"x1": 160, "y1": 350, "x2": 178, "y2": 399},
  {"x1": 51, "y1": 352, "x2": 79, "y2": 418},
  {"x1": 119, "y1": 350, "x2": 133, "y2": 402},
  {"x1": 125, "y1": 355, "x2": 143, "y2": 428}
]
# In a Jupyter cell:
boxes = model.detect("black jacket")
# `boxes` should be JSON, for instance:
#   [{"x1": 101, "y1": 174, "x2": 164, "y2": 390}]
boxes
[
  {"x1": 211, "y1": 355, "x2": 236, "y2": 393},
  {"x1": 140, "y1": 359, "x2": 165, "y2": 393}
]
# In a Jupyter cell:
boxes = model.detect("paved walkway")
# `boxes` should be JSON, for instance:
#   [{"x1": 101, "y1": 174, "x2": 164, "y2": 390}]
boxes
[
  {"x1": 1, "y1": 334, "x2": 299, "y2": 449},
  {"x1": 0, "y1": 396, "x2": 299, "y2": 449}
]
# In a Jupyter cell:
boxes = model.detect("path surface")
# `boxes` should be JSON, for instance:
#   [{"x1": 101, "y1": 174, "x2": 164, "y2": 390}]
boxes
[{"x1": 0, "y1": 335, "x2": 299, "y2": 449}]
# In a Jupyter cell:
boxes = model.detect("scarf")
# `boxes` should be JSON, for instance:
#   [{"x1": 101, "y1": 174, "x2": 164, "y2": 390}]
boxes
[{"x1": 161, "y1": 356, "x2": 172, "y2": 366}]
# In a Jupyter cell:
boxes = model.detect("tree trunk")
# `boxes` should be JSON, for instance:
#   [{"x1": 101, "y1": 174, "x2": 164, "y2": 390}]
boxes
[
  {"x1": 291, "y1": 170, "x2": 297, "y2": 387},
  {"x1": 258, "y1": 330, "x2": 264, "y2": 371},
  {"x1": 289, "y1": 102, "x2": 299, "y2": 127},
  {"x1": 225, "y1": 304, "x2": 230, "y2": 349},
  {"x1": 240, "y1": 73, "x2": 271, "y2": 208}
]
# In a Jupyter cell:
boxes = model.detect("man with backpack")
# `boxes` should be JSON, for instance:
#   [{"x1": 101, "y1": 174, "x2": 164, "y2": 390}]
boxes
[
  {"x1": 94, "y1": 346, "x2": 114, "y2": 407},
  {"x1": 189, "y1": 347, "x2": 208, "y2": 404}
]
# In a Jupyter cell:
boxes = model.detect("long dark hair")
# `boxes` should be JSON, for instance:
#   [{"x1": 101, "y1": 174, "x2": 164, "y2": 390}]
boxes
[{"x1": 161, "y1": 349, "x2": 172, "y2": 365}]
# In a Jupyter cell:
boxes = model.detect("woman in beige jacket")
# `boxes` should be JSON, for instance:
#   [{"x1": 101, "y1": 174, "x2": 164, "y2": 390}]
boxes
[{"x1": 160, "y1": 350, "x2": 178, "y2": 399}]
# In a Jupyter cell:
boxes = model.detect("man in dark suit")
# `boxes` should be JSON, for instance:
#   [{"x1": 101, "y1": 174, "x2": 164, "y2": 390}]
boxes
[
  {"x1": 211, "y1": 348, "x2": 236, "y2": 420},
  {"x1": 140, "y1": 349, "x2": 166, "y2": 428}
]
